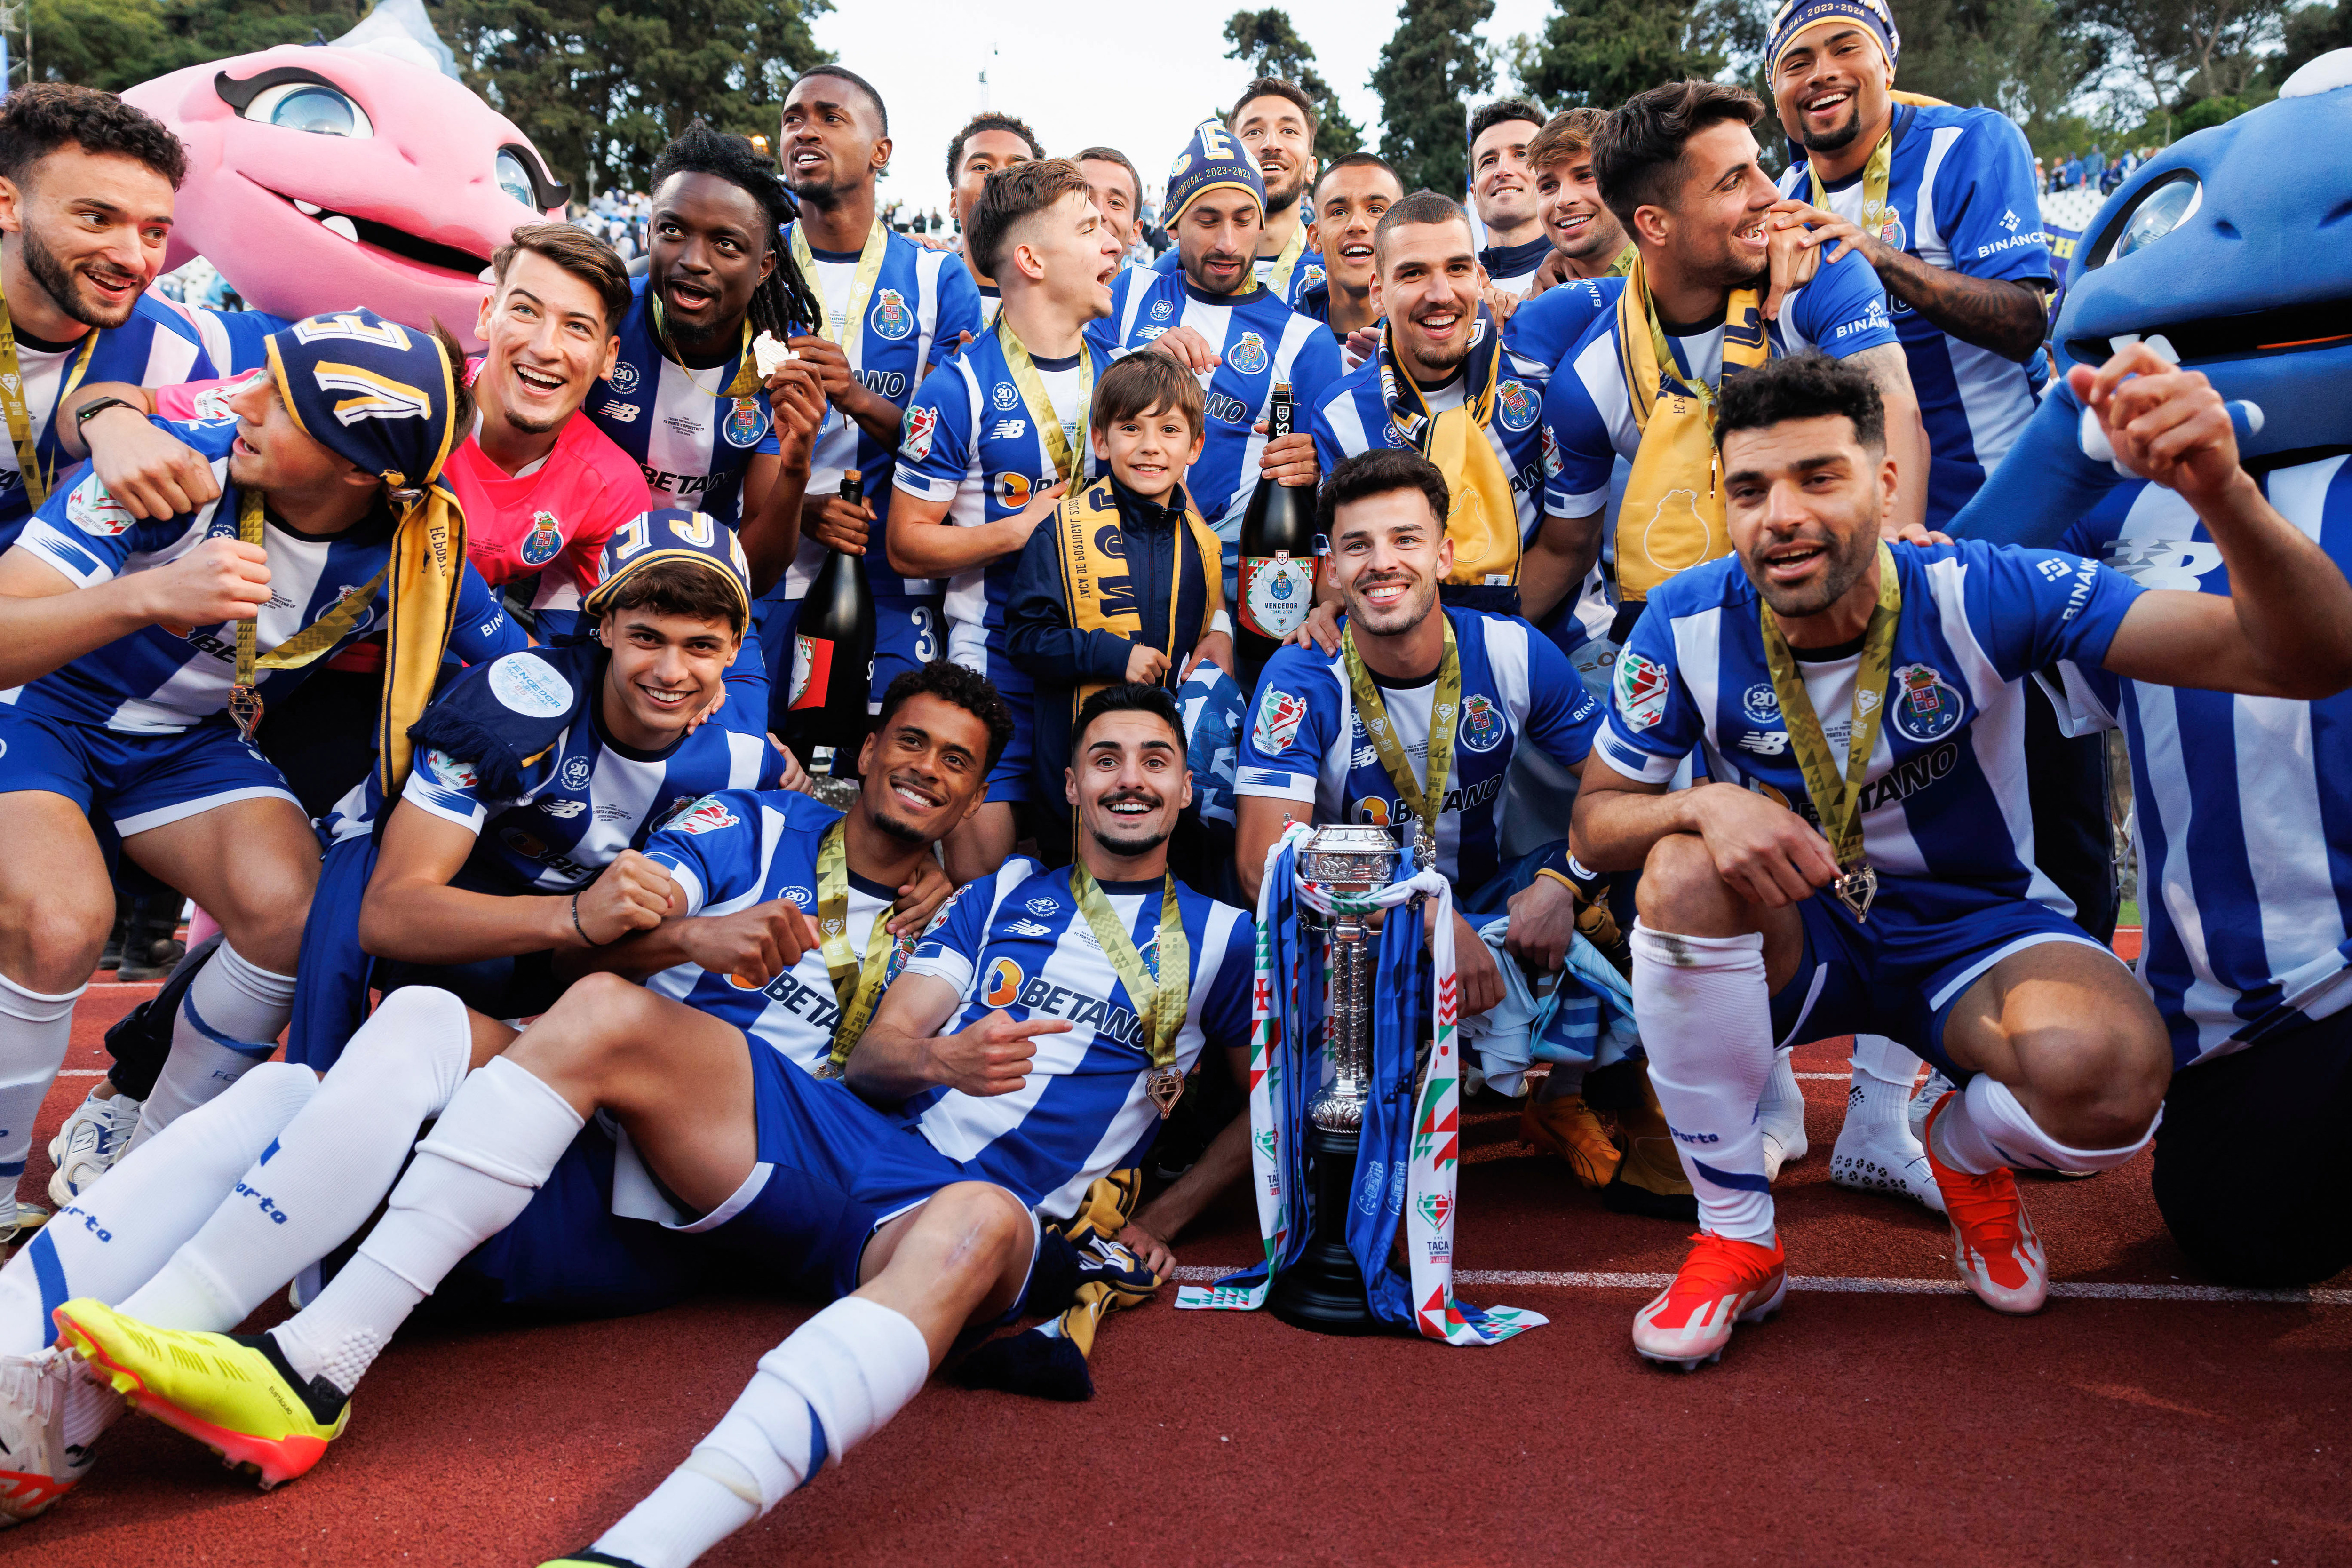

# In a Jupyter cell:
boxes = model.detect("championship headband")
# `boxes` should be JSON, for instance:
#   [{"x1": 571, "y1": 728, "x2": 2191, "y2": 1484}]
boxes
[
  {"x1": 1165, "y1": 118, "x2": 1267, "y2": 226},
  {"x1": 584, "y1": 508, "x2": 753, "y2": 629},
  {"x1": 1768, "y1": 0, "x2": 1900, "y2": 72},
  {"x1": 262, "y1": 308, "x2": 460, "y2": 501}
]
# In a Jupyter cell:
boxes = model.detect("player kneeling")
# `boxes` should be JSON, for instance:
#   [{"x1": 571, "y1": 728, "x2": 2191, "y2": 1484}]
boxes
[{"x1": 1572, "y1": 349, "x2": 2352, "y2": 1368}]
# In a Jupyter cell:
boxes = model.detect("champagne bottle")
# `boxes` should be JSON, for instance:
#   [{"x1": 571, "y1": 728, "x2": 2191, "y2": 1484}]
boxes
[
  {"x1": 782, "y1": 469, "x2": 878, "y2": 768},
  {"x1": 1235, "y1": 382, "x2": 1318, "y2": 668}
]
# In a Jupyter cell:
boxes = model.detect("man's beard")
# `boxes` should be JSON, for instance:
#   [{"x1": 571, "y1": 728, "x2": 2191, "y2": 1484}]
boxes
[
  {"x1": 21, "y1": 223, "x2": 138, "y2": 331},
  {"x1": 1347, "y1": 573, "x2": 1439, "y2": 638},
  {"x1": 498, "y1": 393, "x2": 567, "y2": 438},
  {"x1": 1798, "y1": 96, "x2": 1865, "y2": 155},
  {"x1": 867, "y1": 806, "x2": 928, "y2": 845},
  {"x1": 1752, "y1": 522, "x2": 1879, "y2": 619},
  {"x1": 1089, "y1": 820, "x2": 1171, "y2": 857}
]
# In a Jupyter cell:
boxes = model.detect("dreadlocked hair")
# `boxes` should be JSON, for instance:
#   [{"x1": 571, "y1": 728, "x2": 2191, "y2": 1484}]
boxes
[{"x1": 649, "y1": 119, "x2": 821, "y2": 342}]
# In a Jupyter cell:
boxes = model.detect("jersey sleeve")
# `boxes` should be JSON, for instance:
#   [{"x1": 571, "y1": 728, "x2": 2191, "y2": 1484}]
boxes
[
  {"x1": 1195, "y1": 911, "x2": 1257, "y2": 1055},
  {"x1": 445, "y1": 562, "x2": 529, "y2": 664},
  {"x1": 150, "y1": 374, "x2": 256, "y2": 423},
  {"x1": 1286, "y1": 323, "x2": 1346, "y2": 413},
  {"x1": 399, "y1": 747, "x2": 496, "y2": 833},
  {"x1": 640, "y1": 789, "x2": 767, "y2": 916},
  {"x1": 905, "y1": 858, "x2": 1038, "y2": 995},
  {"x1": 2047, "y1": 515, "x2": 2126, "y2": 722},
  {"x1": 1233, "y1": 652, "x2": 1341, "y2": 804},
  {"x1": 929, "y1": 261, "x2": 987, "y2": 369},
  {"x1": 1590, "y1": 596, "x2": 1705, "y2": 784},
  {"x1": 1964, "y1": 539, "x2": 2145, "y2": 679},
  {"x1": 1539, "y1": 351, "x2": 1616, "y2": 518},
  {"x1": 1303, "y1": 390, "x2": 1349, "y2": 477},
  {"x1": 1522, "y1": 626, "x2": 1603, "y2": 767},
  {"x1": 1791, "y1": 250, "x2": 1898, "y2": 359},
  {"x1": 716, "y1": 632, "x2": 773, "y2": 739},
  {"x1": 17, "y1": 464, "x2": 200, "y2": 587},
  {"x1": 1938, "y1": 116, "x2": 2055, "y2": 285},
  {"x1": 890, "y1": 367, "x2": 974, "y2": 504}
]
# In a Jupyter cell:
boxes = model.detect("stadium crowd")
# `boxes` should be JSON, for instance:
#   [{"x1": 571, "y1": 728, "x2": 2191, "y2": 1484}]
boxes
[{"x1": 0, "y1": 2, "x2": 2349, "y2": 1560}]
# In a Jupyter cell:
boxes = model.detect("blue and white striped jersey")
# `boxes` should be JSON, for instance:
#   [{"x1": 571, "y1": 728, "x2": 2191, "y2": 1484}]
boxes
[
  {"x1": 1500, "y1": 275, "x2": 1619, "y2": 375},
  {"x1": 640, "y1": 788, "x2": 906, "y2": 1076},
  {"x1": 1779, "y1": 103, "x2": 2052, "y2": 526},
  {"x1": 890, "y1": 328, "x2": 1114, "y2": 700},
  {"x1": 9, "y1": 419, "x2": 522, "y2": 733},
  {"x1": 0, "y1": 292, "x2": 222, "y2": 549},
  {"x1": 1479, "y1": 235, "x2": 1553, "y2": 298},
  {"x1": 1235, "y1": 607, "x2": 1602, "y2": 896},
  {"x1": 2053, "y1": 456, "x2": 2352, "y2": 1066},
  {"x1": 585, "y1": 277, "x2": 780, "y2": 525},
  {"x1": 1596, "y1": 540, "x2": 2141, "y2": 908},
  {"x1": 1540, "y1": 247, "x2": 1899, "y2": 520},
  {"x1": 779, "y1": 223, "x2": 986, "y2": 604},
  {"x1": 394, "y1": 652, "x2": 781, "y2": 893},
  {"x1": 902, "y1": 857, "x2": 1255, "y2": 1219},
  {"x1": 1090, "y1": 270, "x2": 1344, "y2": 543}
]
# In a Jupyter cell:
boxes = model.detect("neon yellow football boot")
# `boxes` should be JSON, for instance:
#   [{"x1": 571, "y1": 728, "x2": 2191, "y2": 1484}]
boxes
[{"x1": 50, "y1": 1298, "x2": 348, "y2": 1489}]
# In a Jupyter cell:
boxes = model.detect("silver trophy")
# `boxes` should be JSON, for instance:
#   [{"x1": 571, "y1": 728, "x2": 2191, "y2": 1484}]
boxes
[{"x1": 1298, "y1": 823, "x2": 1398, "y2": 1132}]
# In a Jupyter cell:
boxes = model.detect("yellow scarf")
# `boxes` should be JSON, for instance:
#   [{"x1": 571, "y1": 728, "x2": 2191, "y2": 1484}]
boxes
[
  {"x1": 1611, "y1": 251, "x2": 1769, "y2": 601},
  {"x1": 1055, "y1": 477, "x2": 1222, "y2": 715},
  {"x1": 1380, "y1": 320, "x2": 1519, "y2": 589}
]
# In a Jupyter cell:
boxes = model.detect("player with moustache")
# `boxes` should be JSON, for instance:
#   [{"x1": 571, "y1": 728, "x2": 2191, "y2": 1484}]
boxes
[
  {"x1": 2, "y1": 665, "x2": 997, "y2": 1522},
  {"x1": 890, "y1": 160, "x2": 1125, "y2": 882},
  {"x1": 1150, "y1": 79, "x2": 1327, "y2": 308}
]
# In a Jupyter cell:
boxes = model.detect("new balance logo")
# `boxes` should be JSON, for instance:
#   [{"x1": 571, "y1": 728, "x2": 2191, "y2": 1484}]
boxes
[
  {"x1": 1007, "y1": 918, "x2": 1053, "y2": 936},
  {"x1": 1737, "y1": 729, "x2": 1790, "y2": 756},
  {"x1": 989, "y1": 419, "x2": 1028, "y2": 440}
]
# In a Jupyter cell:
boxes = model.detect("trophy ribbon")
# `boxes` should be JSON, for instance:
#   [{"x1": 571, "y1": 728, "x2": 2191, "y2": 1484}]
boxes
[{"x1": 1344, "y1": 616, "x2": 1461, "y2": 872}]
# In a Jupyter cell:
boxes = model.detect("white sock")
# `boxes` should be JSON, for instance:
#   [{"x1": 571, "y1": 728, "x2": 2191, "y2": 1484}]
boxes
[
  {"x1": 1759, "y1": 1052, "x2": 1805, "y2": 1139},
  {"x1": 1629, "y1": 924, "x2": 1777, "y2": 1244},
  {"x1": 128, "y1": 942, "x2": 298, "y2": 1150},
  {"x1": 0, "y1": 972, "x2": 82, "y2": 1184},
  {"x1": 0, "y1": 1062, "x2": 315, "y2": 1355},
  {"x1": 119, "y1": 987, "x2": 475, "y2": 1333},
  {"x1": 272, "y1": 1055, "x2": 581, "y2": 1395},
  {"x1": 1846, "y1": 1034, "x2": 1923, "y2": 1131},
  {"x1": 1929, "y1": 1073, "x2": 2160, "y2": 1176},
  {"x1": 62, "y1": 1363, "x2": 122, "y2": 1449},
  {"x1": 593, "y1": 1297, "x2": 931, "y2": 1568}
]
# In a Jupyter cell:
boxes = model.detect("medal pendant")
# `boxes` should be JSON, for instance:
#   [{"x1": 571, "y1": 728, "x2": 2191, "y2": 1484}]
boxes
[
  {"x1": 814, "y1": 1059, "x2": 845, "y2": 1081},
  {"x1": 1413, "y1": 827, "x2": 1438, "y2": 871},
  {"x1": 1146, "y1": 1066, "x2": 1184, "y2": 1118},
  {"x1": 228, "y1": 684, "x2": 264, "y2": 742},
  {"x1": 1832, "y1": 863, "x2": 1878, "y2": 923}
]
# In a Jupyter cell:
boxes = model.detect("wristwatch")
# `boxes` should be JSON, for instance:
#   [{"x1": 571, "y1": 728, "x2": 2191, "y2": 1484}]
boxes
[{"x1": 72, "y1": 396, "x2": 139, "y2": 436}]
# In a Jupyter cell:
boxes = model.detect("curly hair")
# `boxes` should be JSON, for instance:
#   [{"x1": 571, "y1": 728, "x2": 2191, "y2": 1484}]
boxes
[
  {"x1": 0, "y1": 83, "x2": 187, "y2": 190},
  {"x1": 877, "y1": 661, "x2": 1016, "y2": 772},
  {"x1": 946, "y1": 111, "x2": 1041, "y2": 187},
  {"x1": 649, "y1": 120, "x2": 820, "y2": 343},
  {"x1": 1714, "y1": 350, "x2": 1886, "y2": 451}
]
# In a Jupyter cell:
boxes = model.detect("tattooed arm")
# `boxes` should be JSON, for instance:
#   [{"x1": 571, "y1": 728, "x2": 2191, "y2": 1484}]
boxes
[
  {"x1": 1850, "y1": 343, "x2": 1932, "y2": 539},
  {"x1": 1776, "y1": 199, "x2": 2049, "y2": 363}
]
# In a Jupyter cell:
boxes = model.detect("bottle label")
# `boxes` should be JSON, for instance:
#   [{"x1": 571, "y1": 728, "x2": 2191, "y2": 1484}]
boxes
[
  {"x1": 790, "y1": 634, "x2": 834, "y2": 710},
  {"x1": 1240, "y1": 554, "x2": 1317, "y2": 637}
]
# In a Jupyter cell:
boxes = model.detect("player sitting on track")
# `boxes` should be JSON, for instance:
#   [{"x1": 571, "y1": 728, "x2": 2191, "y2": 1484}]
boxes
[
  {"x1": 54, "y1": 683, "x2": 1254, "y2": 1568},
  {"x1": 1572, "y1": 349, "x2": 2352, "y2": 1369},
  {"x1": 0, "y1": 311, "x2": 521, "y2": 1242},
  {"x1": 0, "y1": 661, "x2": 1000, "y2": 1524}
]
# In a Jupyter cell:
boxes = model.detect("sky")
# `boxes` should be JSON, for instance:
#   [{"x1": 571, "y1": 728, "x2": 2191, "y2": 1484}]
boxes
[{"x1": 812, "y1": 0, "x2": 1557, "y2": 216}]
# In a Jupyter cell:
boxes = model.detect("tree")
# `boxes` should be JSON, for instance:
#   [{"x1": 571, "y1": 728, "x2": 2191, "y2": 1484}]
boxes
[
  {"x1": 1516, "y1": 0, "x2": 1764, "y2": 111},
  {"x1": 1372, "y1": 0, "x2": 1494, "y2": 194},
  {"x1": 2063, "y1": 0, "x2": 2295, "y2": 140},
  {"x1": 2269, "y1": 0, "x2": 2350, "y2": 83},
  {"x1": 1224, "y1": 8, "x2": 1365, "y2": 158},
  {"x1": 1891, "y1": 0, "x2": 2106, "y2": 145},
  {"x1": 31, "y1": 0, "x2": 367, "y2": 93}
]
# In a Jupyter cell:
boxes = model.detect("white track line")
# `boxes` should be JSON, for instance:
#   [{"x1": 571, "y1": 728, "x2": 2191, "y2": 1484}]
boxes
[{"x1": 1167, "y1": 1265, "x2": 2351, "y2": 1306}]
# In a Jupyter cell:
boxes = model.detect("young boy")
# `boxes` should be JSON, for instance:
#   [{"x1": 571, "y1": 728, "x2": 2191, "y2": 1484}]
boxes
[{"x1": 1006, "y1": 354, "x2": 1232, "y2": 821}]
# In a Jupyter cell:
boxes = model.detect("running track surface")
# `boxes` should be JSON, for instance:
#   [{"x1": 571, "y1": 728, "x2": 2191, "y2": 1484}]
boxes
[{"x1": 16, "y1": 963, "x2": 2351, "y2": 1567}]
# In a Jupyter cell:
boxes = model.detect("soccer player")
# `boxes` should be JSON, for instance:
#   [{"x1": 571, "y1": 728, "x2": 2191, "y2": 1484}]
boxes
[
  {"x1": 0, "y1": 664, "x2": 1002, "y2": 1522},
  {"x1": 945, "y1": 111, "x2": 1042, "y2": 321},
  {"x1": 1572, "y1": 350, "x2": 2352, "y2": 1368},
  {"x1": 0, "y1": 86, "x2": 228, "y2": 550},
  {"x1": 767, "y1": 66, "x2": 986, "y2": 724},
  {"x1": 1300, "y1": 191, "x2": 1554, "y2": 630},
  {"x1": 1295, "y1": 153, "x2": 1403, "y2": 355},
  {"x1": 1468, "y1": 98, "x2": 1554, "y2": 299},
  {"x1": 1093, "y1": 119, "x2": 1340, "y2": 592},
  {"x1": 1498, "y1": 109, "x2": 1636, "y2": 374},
  {"x1": 1076, "y1": 146, "x2": 1145, "y2": 258},
  {"x1": 1148, "y1": 79, "x2": 1327, "y2": 308},
  {"x1": 57, "y1": 684, "x2": 1254, "y2": 1568},
  {"x1": 0, "y1": 312, "x2": 521, "y2": 1241},
  {"x1": 889, "y1": 159, "x2": 1124, "y2": 881}
]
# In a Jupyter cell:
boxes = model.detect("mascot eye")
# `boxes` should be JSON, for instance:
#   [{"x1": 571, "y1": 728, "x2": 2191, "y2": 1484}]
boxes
[
  {"x1": 2096, "y1": 176, "x2": 2201, "y2": 266},
  {"x1": 242, "y1": 81, "x2": 375, "y2": 139},
  {"x1": 496, "y1": 150, "x2": 535, "y2": 208}
]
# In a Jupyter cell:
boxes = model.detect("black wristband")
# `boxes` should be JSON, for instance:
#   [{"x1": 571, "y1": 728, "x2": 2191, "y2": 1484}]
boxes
[
  {"x1": 72, "y1": 396, "x2": 138, "y2": 435},
  {"x1": 570, "y1": 890, "x2": 604, "y2": 947}
]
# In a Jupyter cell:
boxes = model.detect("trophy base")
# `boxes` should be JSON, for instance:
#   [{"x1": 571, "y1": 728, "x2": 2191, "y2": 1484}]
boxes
[{"x1": 1270, "y1": 1124, "x2": 1399, "y2": 1337}]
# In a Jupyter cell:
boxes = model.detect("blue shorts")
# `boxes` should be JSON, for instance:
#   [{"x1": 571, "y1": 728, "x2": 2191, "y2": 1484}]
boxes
[
  {"x1": 1770, "y1": 876, "x2": 2117, "y2": 1078},
  {"x1": 0, "y1": 705, "x2": 298, "y2": 843},
  {"x1": 679, "y1": 1029, "x2": 986, "y2": 1300}
]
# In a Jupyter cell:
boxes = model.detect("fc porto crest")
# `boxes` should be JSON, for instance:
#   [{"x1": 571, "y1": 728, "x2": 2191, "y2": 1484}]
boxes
[
  {"x1": 1458, "y1": 693, "x2": 1505, "y2": 753},
  {"x1": 519, "y1": 510, "x2": 564, "y2": 566},
  {"x1": 1495, "y1": 378, "x2": 1537, "y2": 432},
  {"x1": 1890, "y1": 663, "x2": 1963, "y2": 743},
  {"x1": 1227, "y1": 331, "x2": 1270, "y2": 377},
  {"x1": 869, "y1": 287, "x2": 914, "y2": 341},
  {"x1": 723, "y1": 396, "x2": 767, "y2": 448}
]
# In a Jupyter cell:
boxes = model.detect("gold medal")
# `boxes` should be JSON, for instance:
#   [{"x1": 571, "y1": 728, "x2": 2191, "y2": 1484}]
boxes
[
  {"x1": 1071, "y1": 862, "x2": 1190, "y2": 1119},
  {"x1": 815, "y1": 817, "x2": 902, "y2": 1075},
  {"x1": 0, "y1": 264, "x2": 99, "y2": 509},
  {"x1": 227, "y1": 491, "x2": 386, "y2": 744},
  {"x1": 993, "y1": 314, "x2": 1092, "y2": 488},
  {"x1": 1146, "y1": 1067, "x2": 1185, "y2": 1117}
]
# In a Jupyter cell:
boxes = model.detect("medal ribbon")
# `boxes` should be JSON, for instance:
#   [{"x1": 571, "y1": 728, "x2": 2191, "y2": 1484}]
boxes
[
  {"x1": 647, "y1": 293, "x2": 762, "y2": 398},
  {"x1": 0, "y1": 264, "x2": 100, "y2": 509},
  {"x1": 1263, "y1": 221, "x2": 1308, "y2": 301},
  {"x1": 1343, "y1": 616, "x2": 1461, "y2": 863},
  {"x1": 789, "y1": 218, "x2": 890, "y2": 366},
  {"x1": 1069, "y1": 860, "x2": 1188, "y2": 1114},
  {"x1": 993, "y1": 313, "x2": 1091, "y2": 487},
  {"x1": 816, "y1": 816, "x2": 901, "y2": 1071},
  {"x1": 1759, "y1": 541, "x2": 1900, "y2": 877},
  {"x1": 1808, "y1": 129, "x2": 1896, "y2": 247},
  {"x1": 228, "y1": 491, "x2": 391, "y2": 737}
]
